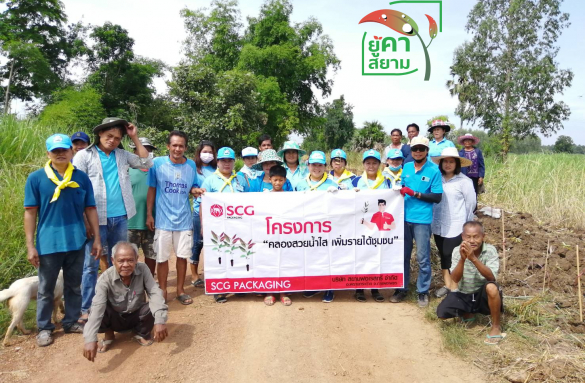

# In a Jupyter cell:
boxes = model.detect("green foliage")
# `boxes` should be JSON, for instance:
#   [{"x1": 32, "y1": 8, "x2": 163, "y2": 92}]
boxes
[
  {"x1": 448, "y1": 0, "x2": 573, "y2": 155},
  {"x1": 302, "y1": 95, "x2": 355, "y2": 152},
  {"x1": 39, "y1": 86, "x2": 106, "y2": 130},
  {"x1": 554, "y1": 135, "x2": 574, "y2": 153},
  {"x1": 351, "y1": 121, "x2": 386, "y2": 151}
]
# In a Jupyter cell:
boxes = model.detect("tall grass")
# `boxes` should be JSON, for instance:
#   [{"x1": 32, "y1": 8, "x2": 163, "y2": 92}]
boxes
[{"x1": 482, "y1": 154, "x2": 585, "y2": 229}]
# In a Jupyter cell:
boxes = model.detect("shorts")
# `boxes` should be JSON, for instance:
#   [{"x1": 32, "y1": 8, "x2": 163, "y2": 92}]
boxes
[
  {"x1": 436, "y1": 282, "x2": 503, "y2": 318},
  {"x1": 128, "y1": 229, "x2": 156, "y2": 260},
  {"x1": 153, "y1": 229, "x2": 193, "y2": 263},
  {"x1": 433, "y1": 234, "x2": 462, "y2": 270}
]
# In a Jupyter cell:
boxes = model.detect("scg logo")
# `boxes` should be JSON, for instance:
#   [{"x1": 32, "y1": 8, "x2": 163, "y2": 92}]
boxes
[
  {"x1": 210, "y1": 204, "x2": 223, "y2": 217},
  {"x1": 227, "y1": 206, "x2": 254, "y2": 216}
]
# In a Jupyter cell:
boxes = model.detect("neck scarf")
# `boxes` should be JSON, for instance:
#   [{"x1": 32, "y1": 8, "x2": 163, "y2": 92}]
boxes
[
  {"x1": 215, "y1": 169, "x2": 236, "y2": 192},
  {"x1": 306, "y1": 173, "x2": 328, "y2": 191},
  {"x1": 44, "y1": 160, "x2": 79, "y2": 203},
  {"x1": 385, "y1": 169, "x2": 402, "y2": 187},
  {"x1": 362, "y1": 170, "x2": 385, "y2": 189},
  {"x1": 333, "y1": 169, "x2": 354, "y2": 185}
]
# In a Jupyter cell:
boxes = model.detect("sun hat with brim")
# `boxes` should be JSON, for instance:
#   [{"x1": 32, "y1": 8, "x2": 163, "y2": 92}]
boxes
[
  {"x1": 410, "y1": 136, "x2": 430, "y2": 148},
  {"x1": 457, "y1": 133, "x2": 480, "y2": 146},
  {"x1": 252, "y1": 149, "x2": 284, "y2": 170},
  {"x1": 129, "y1": 137, "x2": 157, "y2": 150},
  {"x1": 330, "y1": 148, "x2": 347, "y2": 161},
  {"x1": 93, "y1": 117, "x2": 128, "y2": 134},
  {"x1": 217, "y1": 147, "x2": 236, "y2": 160},
  {"x1": 46, "y1": 134, "x2": 72, "y2": 152},
  {"x1": 431, "y1": 147, "x2": 472, "y2": 167},
  {"x1": 362, "y1": 149, "x2": 381, "y2": 162},
  {"x1": 277, "y1": 141, "x2": 306, "y2": 157},
  {"x1": 427, "y1": 119, "x2": 452, "y2": 133}
]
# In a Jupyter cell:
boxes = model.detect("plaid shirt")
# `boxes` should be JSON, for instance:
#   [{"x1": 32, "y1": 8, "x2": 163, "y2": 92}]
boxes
[{"x1": 73, "y1": 145, "x2": 153, "y2": 225}]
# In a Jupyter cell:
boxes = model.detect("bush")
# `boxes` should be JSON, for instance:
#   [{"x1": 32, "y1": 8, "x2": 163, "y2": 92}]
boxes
[{"x1": 39, "y1": 86, "x2": 106, "y2": 131}]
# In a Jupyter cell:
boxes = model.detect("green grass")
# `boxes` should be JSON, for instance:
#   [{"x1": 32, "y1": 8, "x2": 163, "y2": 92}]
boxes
[{"x1": 0, "y1": 301, "x2": 37, "y2": 339}]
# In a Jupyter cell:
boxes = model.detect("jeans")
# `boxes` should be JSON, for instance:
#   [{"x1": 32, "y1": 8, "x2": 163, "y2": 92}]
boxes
[
  {"x1": 37, "y1": 246, "x2": 84, "y2": 331},
  {"x1": 81, "y1": 215, "x2": 128, "y2": 314},
  {"x1": 402, "y1": 222, "x2": 432, "y2": 294},
  {"x1": 190, "y1": 211, "x2": 203, "y2": 264}
]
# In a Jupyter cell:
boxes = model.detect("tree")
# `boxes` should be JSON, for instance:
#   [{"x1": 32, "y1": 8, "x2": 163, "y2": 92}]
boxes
[
  {"x1": 447, "y1": 0, "x2": 573, "y2": 156},
  {"x1": 554, "y1": 135, "x2": 574, "y2": 153},
  {"x1": 0, "y1": 0, "x2": 82, "y2": 108},
  {"x1": 351, "y1": 121, "x2": 386, "y2": 151},
  {"x1": 39, "y1": 86, "x2": 105, "y2": 130},
  {"x1": 302, "y1": 95, "x2": 355, "y2": 152}
]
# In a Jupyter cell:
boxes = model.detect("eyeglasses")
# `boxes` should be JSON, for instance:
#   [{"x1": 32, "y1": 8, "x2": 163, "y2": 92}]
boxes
[{"x1": 411, "y1": 146, "x2": 427, "y2": 152}]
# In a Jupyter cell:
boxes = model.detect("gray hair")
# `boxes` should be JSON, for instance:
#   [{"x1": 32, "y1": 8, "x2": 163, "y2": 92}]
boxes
[
  {"x1": 111, "y1": 242, "x2": 139, "y2": 259},
  {"x1": 463, "y1": 221, "x2": 484, "y2": 234}
]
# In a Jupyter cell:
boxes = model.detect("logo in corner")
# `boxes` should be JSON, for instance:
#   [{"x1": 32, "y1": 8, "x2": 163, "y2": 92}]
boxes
[{"x1": 210, "y1": 204, "x2": 223, "y2": 218}]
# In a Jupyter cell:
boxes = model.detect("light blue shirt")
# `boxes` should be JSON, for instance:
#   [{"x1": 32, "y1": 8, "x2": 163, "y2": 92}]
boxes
[
  {"x1": 328, "y1": 171, "x2": 355, "y2": 190},
  {"x1": 284, "y1": 163, "x2": 309, "y2": 189},
  {"x1": 148, "y1": 156, "x2": 198, "y2": 231},
  {"x1": 428, "y1": 138, "x2": 455, "y2": 158},
  {"x1": 193, "y1": 165, "x2": 216, "y2": 214},
  {"x1": 295, "y1": 176, "x2": 338, "y2": 191},
  {"x1": 199, "y1": 172, "x2": 248, "y2": 196},
  {"x1": 96, "y1": 146, "x2": 126, "y2": 218},
  {"x1": 352, "y1": 176, "x2": 391, "y2": 190},
  {"x1": 401, "y1": 160, "x2": 443, "y2": 224}
]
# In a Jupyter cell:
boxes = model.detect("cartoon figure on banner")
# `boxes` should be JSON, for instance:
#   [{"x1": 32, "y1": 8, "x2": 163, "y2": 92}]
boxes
[
  {"x1": 210, "y1": 231, "x2": 255, "y2": 271},
  {"x1": 361, "y1": 199, "x2": 396, "y2": 231}
]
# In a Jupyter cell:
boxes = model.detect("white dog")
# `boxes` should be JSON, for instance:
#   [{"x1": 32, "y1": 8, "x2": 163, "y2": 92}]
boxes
[{"x1": 0, "y1": 271, "x2": 64, "y2": 345}]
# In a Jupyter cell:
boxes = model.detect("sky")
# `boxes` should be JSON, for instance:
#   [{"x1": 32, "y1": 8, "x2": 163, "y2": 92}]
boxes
[{"x1": 14, "y1": 0, "x2": 585, "y2": 144}]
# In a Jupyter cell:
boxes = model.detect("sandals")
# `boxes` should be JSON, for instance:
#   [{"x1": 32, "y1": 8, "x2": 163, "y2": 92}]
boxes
[
  {"x1": 177, "y1": 293, "x2": 193, "y2": 305},
  {"x1": 280, "y1": 296, "x2": 292, "y2": 306},
  {"x1": 264, "y1": 295, "x2": 276, "y2": 306},
  {"x1": 133, "y1": 335, "x2": 154, "y2": 346},
  {"x1": 484, "y1": 333, "x2": 507, "y2": 345},
  {"x1": 191, "y1": 279, "x2": 204, "y2": 288},
  {"x1": 214, "y1": 294, "x2": 227, "y2": 303},
  {"x1": 355, "y1": 291, "x2": 366, "y2": 302},
  {"x1": 98, "y1": 339, "x2": 114, "y2": 353},
  {"x1": 372, "y1": 291, "x2": 384, "y2": 302}
]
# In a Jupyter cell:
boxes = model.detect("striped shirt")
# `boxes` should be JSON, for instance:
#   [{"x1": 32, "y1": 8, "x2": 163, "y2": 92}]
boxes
[
  {"x1": 73, "y1": 146, "x2": 153, "y2": 225},
  {"x1": 148, "y1": 156, "x2": 198, "y2": 231},
  {"x1": 450, "y1": 243, "x2": 499, "y2": 294}
]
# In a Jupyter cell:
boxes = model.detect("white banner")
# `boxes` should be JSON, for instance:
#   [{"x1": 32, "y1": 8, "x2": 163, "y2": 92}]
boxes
[{"x1": 201, "y1": 190, "x2": 404, "y2": 293}]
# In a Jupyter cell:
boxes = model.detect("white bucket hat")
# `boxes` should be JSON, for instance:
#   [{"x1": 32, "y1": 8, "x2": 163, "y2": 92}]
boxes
[{"x1": 431, "y1": 147, "x2": 472, "y2": 167}]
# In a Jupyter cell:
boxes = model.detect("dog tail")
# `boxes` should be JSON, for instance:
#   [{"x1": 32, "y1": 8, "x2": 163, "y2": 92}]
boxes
[{"x1": 0, "y1": 288, "x2": 15, "y2": 303}]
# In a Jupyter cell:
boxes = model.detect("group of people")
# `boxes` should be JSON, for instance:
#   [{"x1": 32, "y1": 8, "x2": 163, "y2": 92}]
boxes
[{"x1": 23, "y1": 116, "x2": 503, "y2": 362}]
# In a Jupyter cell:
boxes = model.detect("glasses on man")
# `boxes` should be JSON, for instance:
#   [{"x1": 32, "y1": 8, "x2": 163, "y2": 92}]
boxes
[{"x1": 411, "y1": 146, "x2": 427, "y2": 152}]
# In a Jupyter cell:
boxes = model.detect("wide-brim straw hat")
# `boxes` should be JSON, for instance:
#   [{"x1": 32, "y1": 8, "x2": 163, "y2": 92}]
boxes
[
  {"x1": 252, "y1": 149, "x2": 284, "y2": 171},
  {"x1": 431, "y1": 147, "x2": 472, "y2": 167},
  {"x1": 427, "y1": 119, "x2": 451, "y2": 133},
  {"x1": 457, "y1": 133, "x2": 480, "y2": 146},
  {"x1": 277, "y1": 140, "x2": 306, "y2": 157},
  {"x1": 93, "y1": 117, "x2": 128, "y2": 134}
]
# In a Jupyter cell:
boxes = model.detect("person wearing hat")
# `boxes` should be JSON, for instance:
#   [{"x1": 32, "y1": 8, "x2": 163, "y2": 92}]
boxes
[
  {"x1": 278, "y1": 141, "x2": 308, "y2": 190},
  {"x1": 351, "y1": 149, "x2": 394, "y2": 303},
  {"x1": 249, "y1": 149, "x2": 293, "y2": 192},
  {"x1": 428, "y1": 120, "x2": 456, "y2": 158},
  {"x1": 73, "y1": 117, "x2": 153, "y2": 324},
  {"x1": 382, "y1": 148, "x2": 404, "y2": 190},
  {"x1": 199, "y1": 147, "x2": 249, "y2": 303},
  {"x1": 71, "y1": 131, "x2": 90, "y2": 155},
  {"x1": 127, "y1": 137, "x2": 158, "y2": 277},
  {"x1": 390, "y1": 136, "x2": 443, "y2": 308},
  {"x1": 24, "y1": 134, "x2": 102, "y2": 346},
  {"x1": 328, "y1": 149, "x2": 356, "y2": 190},
  {"x1": 297, "y1": 150, "x2": 338, "y2": 303},
  {"x1": 238, "y1": 147, "x2": 260, "y2": 185},
  {"x1": 458, "y1": 133, "x2": 485, "y2": 204},
  {"x1": 431, "y1": 147, "x2": 477, "y2": 298},
  {"x1": 146, "y1": 131, "x2": 200, "y2": 305}
]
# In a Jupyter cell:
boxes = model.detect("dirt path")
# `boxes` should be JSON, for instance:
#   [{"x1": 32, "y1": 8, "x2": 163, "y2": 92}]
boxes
[{"x1": 0, "y1": 265, "x2": 486, "y2": 383}]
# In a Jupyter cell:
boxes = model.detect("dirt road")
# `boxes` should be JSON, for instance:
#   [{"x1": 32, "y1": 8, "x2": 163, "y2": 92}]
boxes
[{"x1": 0, "y1": 266, "x2": 486, "y2": 383}]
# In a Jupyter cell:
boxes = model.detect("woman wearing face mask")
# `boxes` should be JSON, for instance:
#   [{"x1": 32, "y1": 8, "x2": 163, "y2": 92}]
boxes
[
  {"x1": 190, "y1": 140, "x2": 217, "y2": 288},
  {"x1": 383, "y1": 149, "x2": 404, "y2": 190}
]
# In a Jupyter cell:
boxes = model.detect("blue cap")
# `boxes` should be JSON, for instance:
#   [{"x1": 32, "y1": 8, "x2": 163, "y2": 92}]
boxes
[
  {"x1": 362, "y1": 149, "x2": 381, "y2": 162},
  {"x1": 217, "y1": 147, "x2": 235, "y2": 160},
  {"x1": 46, "y1": 134, "x2": 72, "y2": 152},
  {"x1": 308, "y1": 151, "x2": 327, "y2": 165},
  {"x1": 71, "y1": 131, "x2": 90, "y2": 143},
  {"x1": 387, "y1": 148, "x2": 404, "y2": 160},
  {"x1": 330, "y1": 149, "x2": 347, "y2": 160}
]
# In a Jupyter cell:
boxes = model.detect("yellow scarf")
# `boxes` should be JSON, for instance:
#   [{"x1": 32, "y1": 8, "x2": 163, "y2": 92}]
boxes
[
  {"x1": 361, "y1": 170, "x2": 386, "y2": 189},
  {"x1": 44, "y1": 160, "x2": 79, "y2": 203},
  {"x1": 333, "y1": 169, "x2": 355, "y2": 185},
  {"x1": 385, "y1": 169, "x2": 402, "y2": 187},
  {"x1": 215, "y1": 169, "x2": 236, "y2": 192},
  {"x1": 306, "y1": 173, "x2": 328, "y2": 191}
]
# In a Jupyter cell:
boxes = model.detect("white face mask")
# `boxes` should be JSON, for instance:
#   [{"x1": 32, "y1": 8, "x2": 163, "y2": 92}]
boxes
[{"x1": 200, "y1": 152, "x2": 214, "y2": 164}]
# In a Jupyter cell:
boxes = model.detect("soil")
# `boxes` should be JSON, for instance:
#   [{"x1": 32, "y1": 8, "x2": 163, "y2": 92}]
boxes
[{"x1": 0, "y1": 262, "x2": 487, "y2": 383}]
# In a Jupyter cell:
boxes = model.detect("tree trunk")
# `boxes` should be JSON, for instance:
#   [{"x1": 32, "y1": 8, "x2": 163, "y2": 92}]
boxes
[{"x1": 3, "y1": 60, "x2": 14, "y2": 115}]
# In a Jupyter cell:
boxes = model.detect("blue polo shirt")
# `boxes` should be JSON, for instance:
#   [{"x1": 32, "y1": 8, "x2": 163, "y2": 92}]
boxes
[
  {"x1": 249, "y1": 172, "x2": 294, "y2": 192},
  {"x1": 148, "y1": 156, "x2": 199, "y2": 231},
  {"x1": 24, "y1": 166, "x2": 96, "y2": 255},
  {"x1": 295, "y1": 176, "x2": 338, "y2": 191},
  {"x1": 401, "y1": 160, "x2": 443, "y2": 224},
  {"x1": 96, "y1": 146, "x2": 126, "y2": 217},
  {"x1": 428, "y1": 138, "x2": 455, "y2": 158},
  {"x1": 193, "y1": 165, "x2": 216, "y2": 214},
  {"x1": 285, "y1": 163, "x2": 309, "y2": 189}
]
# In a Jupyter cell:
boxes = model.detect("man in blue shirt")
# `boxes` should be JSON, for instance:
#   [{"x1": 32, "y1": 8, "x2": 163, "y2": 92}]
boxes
[
  {"x1": 24, "y1": 134, "x2": 102, "y2": 347},
  {"x1": 391, "y1": 136, "x2": 443, "y2": 307},
  {"x1": 147, "y1": 131, "x2": 199, "y2": 305}
]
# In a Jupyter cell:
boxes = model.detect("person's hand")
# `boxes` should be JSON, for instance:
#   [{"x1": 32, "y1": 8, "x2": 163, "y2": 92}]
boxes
[
  {"x1": 326, "y1": 186, "x2": 338, "y2": 193},
  {"x1": 146, "y1": 216, "x2": 155, "y2": 231},
  {"x1": 400, "y1": 186, "x2": 415, "y2": 197},
  {"x1": 198, "y1": 188, "x2": 207, "y2": 196},
  {"x1": 466, "y1": 245, "x2": 478, "y2": 262},
  {"x1": 153, "y1": 324, "x2": 168, "y2": 342},
  {"x1": 361, "y1": 218, "x2": 364, "y2": 224},
  {"x1": 126, "y1": 122, "x2": 138, "y2": 139},
  {"x1": 27, "y1": 247, "x2": 39, "y2": 268},
  {"x1": 459, "y1": 241, "x2": 471, "y2": 260},
  {"x1": 478, "y1": 177, "x2": 484, "y2": 186},
  {"x1": 85, "y1": 225, "x2": 93, "y2": 239},
  {"x1": 353, "y1": 187, "x2": 360, "y2": 192},
  {"x1": 83, "y1": 342, "x2": 98, "y2": 362},
  {"x1": 91, "y1": 239, "x2": 103, "y2": 260},
  {"x1": 392, "y1": 184, "x2": 402, "y2": 191},
  {"x1": 190, "y1": 187, "x2": 204, "y2": 198}
]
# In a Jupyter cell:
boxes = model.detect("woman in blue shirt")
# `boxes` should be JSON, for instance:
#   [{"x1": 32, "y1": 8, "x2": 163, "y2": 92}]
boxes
[
  {"x1": 278, "y1": 141, "x2": 308, "y2": 189},
  {"x1": 428, "y1": 120, "x2": 455, "y2": 158}
]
